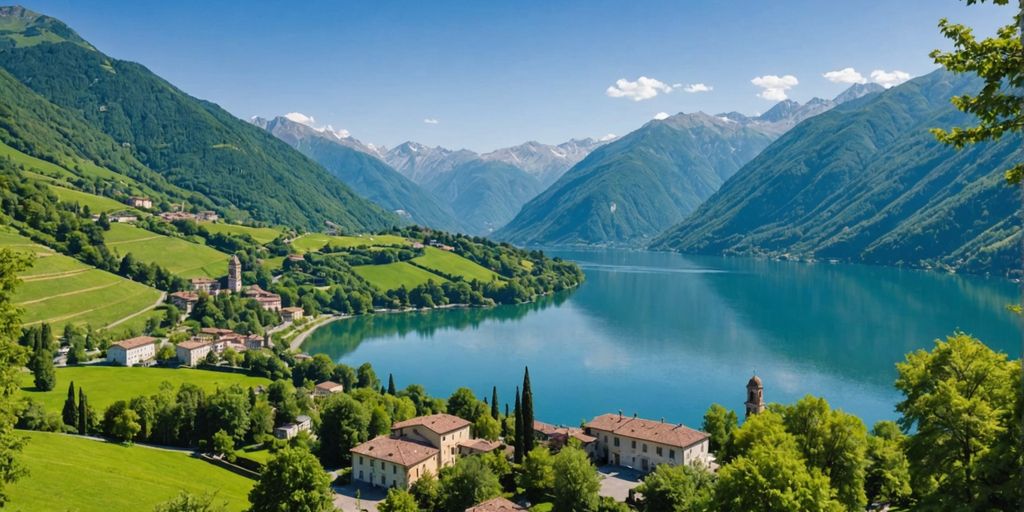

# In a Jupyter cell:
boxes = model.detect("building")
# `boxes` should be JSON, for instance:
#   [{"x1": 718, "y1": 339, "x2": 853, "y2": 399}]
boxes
[
  {"x1": 351, "y1": 413, "x2": 485, "y2": 490},
  {"x1": 197, "y1": 211, "x2": 219, "y2": 221},
  {"x1": 281, "y1": 306, "x2": 304, "y2": 323},
  {"x1": 175, "y1": 338, "x2": 214, "y2": 366},
  {"x1": 313, "y1": 381, "x2": 344, "y2": 396},
  {"x1": 584, "y1": 413, "x2": 711, "y2": 472},
  {"x1": 274, "y1": 415, "x2": 312, "y2": 440},
  {"x1": 190, "y1": 277, "x2": 220, "y2": 294},
  {"x1": 128, "y1": 196, "x2": 152, "y2": 209},
  {"x1": 534, "y1": 420, "x2": 597, "y2": 454},
  {"x1": 745, "y1": 375, "x2": 765, "y2": 418},
  {"x1": 228, "y1": 255, "x2": 242, "y2": 293},
  {"x1": 107, "y1": 336, "x2": 159, "y2": 366},
  {"x1": 244, "y1": 285, "x2": 282, "y2": 312},
  {"x1": 169, "y1": 291, "x2": 199, "y2": 315},
  {"x1": 466, "y1": 497, "x2": 526, "y2": 512},
  {"x1": 457, "y1": 438, "x2": 502, "y2": 457}
]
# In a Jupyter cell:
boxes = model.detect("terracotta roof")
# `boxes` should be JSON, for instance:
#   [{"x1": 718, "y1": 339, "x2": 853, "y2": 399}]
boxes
[
  {"x1": 534, "y1": 420, "x2": 596, "y2": 444},
  {"x1": 281, "y1": 306, "x2": 303, "y2": 313},
  {"x1": 351, "y1": 436, "x2": 438, "y2": 467},
  {"x1": 570, "y1": 431, "x2": 597, "y2": 444},
  {"x1": 534, "y1": 421, "x2": 560, "y2": 436},
  {"x1": 466, "y1": 497, "x2": 526, "y2": 512},
  {"x1": 170, "y1": 291, "x2": 199, "y2": 301},
  {"x1": 392, "y1": 414, "x2": 471, "y2": 435},
  {"x1": 458, "y1": 438, "x2": 502, "y2": 453},
  {"x1": 201, "y1": 327, "x2": 235, "y2": 335},
  {"x1": 585, "y1": 414, "x2": 708, "y2": 449},
  {"x1": 190, "y1": 277, "x2": 215, "y2": 284},
  {"x1": 177, "y1": 339, "x2": 212, "y2": 350},
  {"x1": 111, "y1": 336, "x2": 158, "y2": 350},
  {"x1": 315, "y1": 381, "x2": 343, "y2": 391}
]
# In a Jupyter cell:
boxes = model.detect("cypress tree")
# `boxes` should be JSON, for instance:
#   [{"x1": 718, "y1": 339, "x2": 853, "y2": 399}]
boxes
[
  {"x1": 513, "y1": 386, "x2": 523, "y2": 463},
  {"x1": 387, "y1": 374, "x2": 396, "y2": 395},
  {"x1": 62, "y1": 381, "x2": 77, "y2": 428},
  {"x1": 32, "y1": 345, "x2": 56, "y2": 391},
  {"x1": 40, "y1": 322, "x2": 52, "y2": 351},
  {"x1": 491, "y1": 386, "x2": 499, "y2": 420},
  {"x1": 78, "y1": 389, "x2": 88, "y2": 434},
  {"x1": 521, "y1": 366, "x2": 534, "y2": 453}
]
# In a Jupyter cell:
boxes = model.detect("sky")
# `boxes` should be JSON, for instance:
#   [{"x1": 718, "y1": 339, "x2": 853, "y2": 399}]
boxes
[{"x1": 21, "y1": 0, "x2": 1014, "y2": 152}]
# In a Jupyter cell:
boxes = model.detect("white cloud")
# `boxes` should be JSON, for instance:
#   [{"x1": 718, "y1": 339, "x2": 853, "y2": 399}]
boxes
[
  {"x1": 751, "y1": 74, "x2": 799, "y2": 101},
  {"x1": 284, "y1": 112, "x2": 317, "y2": 126},
  {"x1": 822, "y1": 67, "x2": 866, "y2": 84},
  {"x1": 870, "y1": 69, "x2": 911, "y2": 88},
  {"x1": 682, "y1": 83, "x2": 713, "y2": 93},
  {"x1": 423, "y1": 118, "x2": 439, "y2": 125},
  {"x1": 653, "y1": 112, "x2": 670, "y2": 120},
  {"x1": 599, "y1": 133, "x2": 617, "y2": 141},
  {"x1": 606, "y1": 76, "x2": 675, "y2": 101}
]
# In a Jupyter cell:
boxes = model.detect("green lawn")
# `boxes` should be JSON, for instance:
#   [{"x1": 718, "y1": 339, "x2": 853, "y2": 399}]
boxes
[
  {"x1": 19, "y1": 366, "x2": 270, "y2": 413},
  {"x1": 291, "y1": 233, "x2": 410, "y2": 253},
  {"x1": 50, "y1": 185, "x2": 129, "y2": 213},
  {"x1": 8, "y1": 431, "x2": 254, "y2": 512},
  {"x1": 412, "y1": 247, "x2": 502, "y2": 283},
  {"x1": 105, "y1": 223, "x2": 230, "y2": 279},
  {"x1": 353, "y1": 261, "x2": 447, "y2": 291},
  {"x1": 200, "y1": 222, "x2": 283, "y2": 244},
  {"x1": 0, "y1": 140, "x2": 75, "y2": 178}
]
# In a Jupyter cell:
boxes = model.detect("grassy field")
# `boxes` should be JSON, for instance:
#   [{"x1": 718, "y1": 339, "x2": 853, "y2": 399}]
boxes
[
  {"x1": 8, "y1": 431, "x2": 254, "y2": 512},
  {"x1": 0, "y1": 140, "x2": 75, "y2": 178},
  {"x1": 2, "y1": 228, "x2": 163, "y2": 332},
  {"x1": 50, "y1": 185, "x2": 129, "y2": 213},
  {"x1": 200, "y1": 222, "x2": 282, "y2": 244},
  {"x1": 353, "y1": 261, "x2": 447, "y2": 290},
  {"x1": 412, "y1": 247, "x2": 502, "y2": 282},
  {"x1": 19, "y1": 366, "x2": 270, "y2": 413},
  {"x1": 105, "y1": 223, "x2": 230, "y2": 279},
  {"x1": 291, "y1": 233, "x2": 410, "y2": 253}
]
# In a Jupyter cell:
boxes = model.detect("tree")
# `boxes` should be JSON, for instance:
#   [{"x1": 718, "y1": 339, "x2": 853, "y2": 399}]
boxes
[
  {"x1": 62, "y1": 381, "x2": 78, "y2": 429},
  {"x1": 248, "y1": 446, "x2": 334, "y2": 512},
  {"x1": 369, "y1": 406, "x2": 392, "y2": 437},
  {"x1": 266, "y1": 380, "x2": 300, "y2": 425},
  {"x1": 473, "y1": 414, "x2": 500, "y2": 441},
  {"x1": 356, "y1": 362, "x2": 380, "y2": 389},
  {"x1": 153, "y1": 491, "x2": 228, "y2": 512},
  {"x1": 490, "y1": 386, "x2": 499, "y2": 420},
  {"x1": 410, "y1": 471, "x2": 441, "y2": 511},
  {"x1": 895, "y1": 333, "x2": 1015, "y2": 506},
  {"x1": 438, "y1": 455, "x2": 502, "y2": 511},
  {"x1": 317, "y1": 393, "x2": 370, "y2": 465},
  {"x1": 930, "y1": 0, "x2": 1024, "y2": 184},
  {"x1": 521, "y1": 367, "x2": 535, "y2": 454},
  {"x1": 636, "y1": 464, "x2": 716, "y2": 512},
  {"x1": 513, "y1": 386, "x2": 523, "y2": 463},
  {"x1": 387, "y1": 373, "x2": 397, "y2": 395},
  {"x1": 447, "y1": 387, "x2": 486, "y2": 422},
  {"x1": 378, "y1": 488, "x2": 418, "y2": 512},
  {"x1": 78, "y1": 388, "x2": 92, "y2": 435},
  {"x1": 31, "y1": 344, "x2": 56, "y2": 391},
  {"x1": 104, "y1": 400, "x2": 141, "y2": 443},
  {"x1": 211, "y1": 429, "x2": 236, "y2": 462},
  {"x1": 552, "y1": 445, "x2": 600, "y2": 512},
  {"x1": 519, "y1": 446, "x2": 555, "y2": 502},
  {"x1": 714, "y1": 443, "x2": 839, "y2": 512},
  {"x1": 864, "y1": 421, "x2": 912, "y2": 506},
  {"x1": 156, "y1": 344, "x2": 176, "y2": 362},
  {"x1": 701, "y1": 404, "x2": 738, "y2": 462}
]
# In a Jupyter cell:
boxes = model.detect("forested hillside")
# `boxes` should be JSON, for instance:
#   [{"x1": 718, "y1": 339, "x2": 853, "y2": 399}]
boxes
[{"x1": 652, "y1": 70, "x2": 1021, "y2": 276}]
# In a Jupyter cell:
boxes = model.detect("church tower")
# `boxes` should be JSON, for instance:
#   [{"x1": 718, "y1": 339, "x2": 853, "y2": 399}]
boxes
[
  {"x1": 745, "y1": 375, "x2": 765, "y2": 418},
  {"x1": 228, "y1": 255, "x2": 242, "y2": 293}
]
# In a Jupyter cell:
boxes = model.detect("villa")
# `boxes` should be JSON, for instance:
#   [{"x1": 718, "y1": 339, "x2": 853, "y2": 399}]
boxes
[
  {"x1": 190, "y1": 277, "x2": 220, "y2": 294},
  {"x1": 169, "y1": 291, "x2": 199, "y2": 314},
  {"x1": 128, "y1": 196, "x2": 152, "y2": 209},
  {"x1": 107, "y1": 336, "x2": 159, "y2": 366},
  {"x1": 175, "y1": 338, "x2": 215, "y2": 366},
  {"x1": 280, "y1": 306, "x2": 304, "y2": 322},
  {"x1": 584, "y1": 413, "x2": 711, "y2": 472},
  {"x1": 466, "y1": 498, "x2": 526, "y2": 512},
  {"x1": 313, "y1": 381, "x2": 344, "y2": 396},
  {"x1": 244, "y1": 285, "x2": 282, "y2": 311},
  {"x1": 274, "y1": 415, "x2": 312, "y2": 440},
  {"x1": 534, "y1": 420, "x2": 597, "y2": 454}
]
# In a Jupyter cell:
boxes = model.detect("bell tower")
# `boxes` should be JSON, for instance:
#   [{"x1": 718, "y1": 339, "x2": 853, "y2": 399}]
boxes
[
  {"x1": 745, "y1": 375, "x2": 765, "y2": 418},
  {"x1": 228, "y1": 255, "x2": 242, "y2": 293}
]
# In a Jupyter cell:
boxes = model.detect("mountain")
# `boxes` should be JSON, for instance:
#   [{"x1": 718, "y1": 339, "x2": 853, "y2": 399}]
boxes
[
  {"x1": 651, "y1": 70, "x2": 1021, "y2": 276},
  {"x1": 423, "y1": 160, "x2": 544, "y2": 235},
  {"x1": 494, "y1": 84, "x2": 885, "y2": 247},
  {"x1": 254, "y1": 115, "x2": 463, "y2": 231},
  {"x1": 479, "y1": 138, "x2": 612, "y2": 187},
  {"x1": 0, "y1": 6, "x2": 396, "y2": 231},
  {"x1": 385, "y1": 142, "x2": 479, "y2": 184}
]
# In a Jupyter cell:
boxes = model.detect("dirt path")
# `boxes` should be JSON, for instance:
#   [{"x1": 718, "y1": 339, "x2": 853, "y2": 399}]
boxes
[
  {"x1": 16, "y1": 282, "x2": 119, "y2": 305},
  {"x1": 20, "y1": 268, "x2": 91, "y2": 282}
]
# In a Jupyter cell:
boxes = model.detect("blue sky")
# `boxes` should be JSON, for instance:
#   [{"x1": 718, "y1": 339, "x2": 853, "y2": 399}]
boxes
[{"x1": 23, "y1": 0, "x2": 1013, "y2": 152}]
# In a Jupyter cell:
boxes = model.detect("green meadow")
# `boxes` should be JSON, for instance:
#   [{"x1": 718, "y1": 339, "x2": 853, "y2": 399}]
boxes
[
  {"x1": 105, "y1": 223, "x2": 230, "y2": 279},
  {"x1": 200, "y1": 222, "x2": 283, "y2": 244},
  {"x1": 291, "y1": 232, "x2": 410, "y2": 253},
  {"x1": 50, "y1": 184, "x2": 129, "y2": 213},
  {"x1": 353, "y1": 261, "x2": 447, "y2": 290},
  {"x1": 8, "y1": 431, "x2": 254, "y2": 512},
  {"x1": 412, "y1": 246, "x2": 501, "y2": 282}
]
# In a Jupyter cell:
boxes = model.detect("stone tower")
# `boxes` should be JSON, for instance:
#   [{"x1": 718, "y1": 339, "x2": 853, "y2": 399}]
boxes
[
  {"x1": 228, "y1": 255, "x2": 242, "y2": 293},
  {"x1": 745, "y1": 375, "x2": 765, "y2": 418}
]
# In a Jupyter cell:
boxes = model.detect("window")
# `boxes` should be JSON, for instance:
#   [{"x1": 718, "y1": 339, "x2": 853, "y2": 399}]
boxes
[
  {"x1": 669, "y1": 449, "x2": 676, "y2": 459},
  {"x1": 393, "y1": 465, "x2": 397, "y2": 474},
  {"x1": 631, "y1": 440, "x2": 636, "y2": 449},
  {"x1": 656, "y1": 447, "x2": 662, "y2": 456},
  {"x1": 359, "y1": 456, "x2": 363, "y2": 464},
  {"x1": 613, "y1": 437, "x2": 620, "y2": 447},
  {"x1": 642, "y1": 443, "x2": 647, "y2": 453}
]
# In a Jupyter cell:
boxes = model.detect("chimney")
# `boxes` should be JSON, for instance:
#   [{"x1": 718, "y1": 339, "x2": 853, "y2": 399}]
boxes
[
  {"x1": 633, "y1": 412, "x2": 637, "y2": 418},
  {"x1": 618, "y1": 410, "x2": 623, "y2": 419}
]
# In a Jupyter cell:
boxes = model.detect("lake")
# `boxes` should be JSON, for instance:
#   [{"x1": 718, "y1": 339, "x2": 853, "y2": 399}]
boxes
[{"x1": 302, "y1": 249, "x2": 1020, "y2": 429}]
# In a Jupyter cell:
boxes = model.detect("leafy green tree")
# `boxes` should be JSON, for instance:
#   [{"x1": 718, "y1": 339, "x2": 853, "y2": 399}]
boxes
[
  {"x1": 203, "y1": 385, "x2": 250, "y2": 443},
  {"x1": 473, "y1": 413, "x2": 501, "y2": 441},
  {"x1": 635, "y1": 463, "x2": 716, "y2": 512},
  {"x1": 356, "y1": 362, "x2": 380, "y2": 389},
  {"x1": 518, "y1": 446, "x2": 555, "y2": 502},
  {"x1": 31, "y1": 344, "x2": 56, "y2": 391},
  {"x1": 369, "y1": 405, "x2": 392, "y2": 437},
  {"x1": 266, "y1": 380, "x2": 300, "y2": 425},
  {"x1": 78, "y1": 388, "x2": 92, "y2": 435},
  {"x1": 552, "y1": 445, "x2": 600, "y2": 512},
  {"x1": 130, "y1": 395, "x2": 157, "y2": 441},
  {"x1": 103, "y1": 400, "x2": 141, "y2": 443},
  {"x1": 62, "y1": 381, "x2": 78, "y2": 429},
  {"x1": 864, "y1": 421, "x2": 912, "y2": 506},
  {"x1": 447, "y1": 387, "x2": 486, "y2": 422},
  {"x1": 701, "y1": 403, "x2": 737, "y2": 461},
  {"x1": 211, "y1": 429, "x2": 236, "y2": 462},
  {"x1": 410, "y1": 471, "x2": 441, "y2": 511},
  {"x1": 317, "y1": 393, "x2": 370, "y2": 465},
  {"x1": 247, "y1": 446, "x2": 334, "y2": 512},
  {"x1": 930, "y1": 0, "x2": 1023, "y2": 183},
  {"x1": 378, "y1": 488, "x2": 418, "y2": 512},
  {"x1": 438, "y1": 455, "x2": 502, "y2": 511},
  {"x1": 248, "y1": 399, "x2": 275, "y2": 444},
  {"x1": 714, "y1": 442, "x2": 839, "y2": 512},
  {"x1": 895, "y1": 333, "x2": 1016, "y2": 507},
  {"x1": 153, "y1": 491, "x2": 228, "y2": 512}
]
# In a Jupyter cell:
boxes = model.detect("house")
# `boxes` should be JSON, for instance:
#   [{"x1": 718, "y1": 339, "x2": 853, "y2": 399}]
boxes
[
  {"x1": 281, "y1": 306, "x2": 304, "y2": 323},
  {"x1": 244, "y1": 285, "x2": 281, "y2": 311},
  {"x1": 175, "y1": 338, "x2": 214, "y2": 366},
  {"x1": 128, "y1": 196, "x2": 152, "y2": 209},
  {"x1": 352, "y1": 413, "x2": 489, "y2": 489},
  {"x1": 169, "y1": 291, "x2": 199, "y2": 315},
  {"x1": 313, "y1": 381, "x2": 344, "y2": 396},
  {"x1": 107, "y1": 336, "x2": 159, "y2": 366},
  {"x1": 286, "y1": 254, "x2": 305, "y2": 263},
  {"x1": 274, "y1": 415, "x2": 312, "y2": 440},
  {"x1": 466, "y1": 497, "x2": 526, "y2": 512},
  {"x1": 534, "y1": 420, "x2": 597, "y2": 454},
  {"x1": 457, "y1": 438, "x2": 502, "y2": 457},
  {"x1": 190, "y1": 277, "x2": 220, "y2": 294},
  {"x1": 584, "y1": 413, "x2": 711, "y2": 473},
  {"x1": 197, "y1": 211, "x2": 219, "y2": 221},
  {"x1": 243, "y1": 334, "x2": 266, "y2": 350}
]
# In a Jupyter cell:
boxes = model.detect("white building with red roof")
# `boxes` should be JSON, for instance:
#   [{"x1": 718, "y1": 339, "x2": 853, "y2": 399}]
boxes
[
  {"x1": 106, "y1": 336, "x2": 160, "y2": 366},
  {"x1": 584, "y1": 413, "x2": 711, "y2": 472}
]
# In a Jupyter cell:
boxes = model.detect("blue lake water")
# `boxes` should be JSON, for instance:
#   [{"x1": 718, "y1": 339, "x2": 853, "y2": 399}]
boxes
[{"x1": 302, "y1": 250, "x2": 1020, "y2": 429}]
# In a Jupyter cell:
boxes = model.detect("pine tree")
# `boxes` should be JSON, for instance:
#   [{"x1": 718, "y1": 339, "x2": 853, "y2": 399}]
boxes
[
  {"x1": 31, "y1": 345, "x2": 55, "y2": 391},
  {"x1": 62, "y1": 381, "x2": 77, "y2": 429},
  {"x1": 78, "y1": 389, "x2": 89, "y2": 435},
  {"x1": 521, "y1": 366, "x2": 534, "y2": 453},
  {"x1": 514, "y1": 386, "x2": 523, "y2": 463},
  {"x1": 387, "y1": 374, "x2": 396, "y2": 395},
  {"x1": 491, "y1": 386, "x2": 499, "y2": 420}
]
